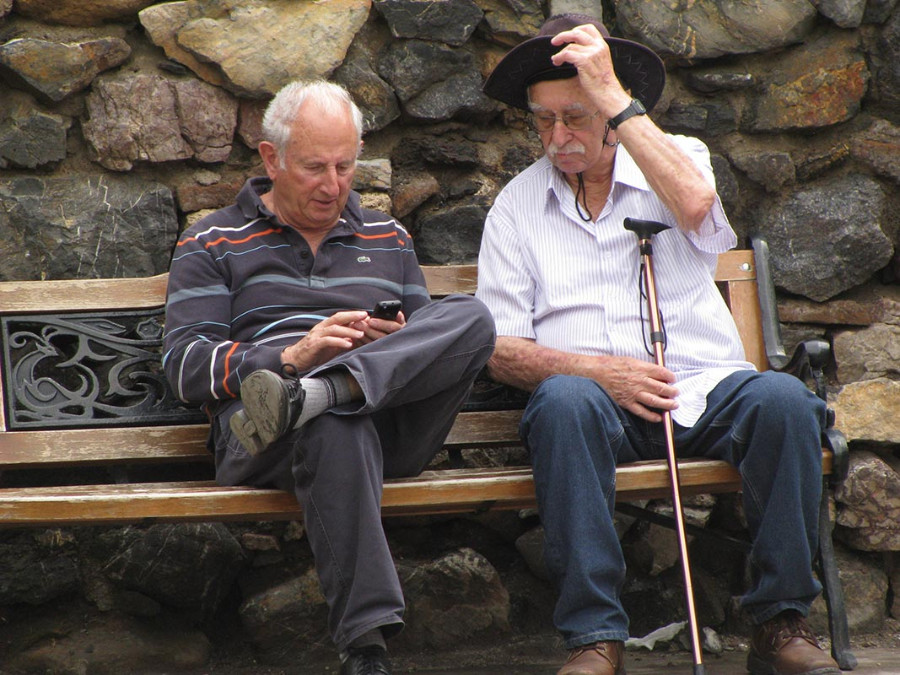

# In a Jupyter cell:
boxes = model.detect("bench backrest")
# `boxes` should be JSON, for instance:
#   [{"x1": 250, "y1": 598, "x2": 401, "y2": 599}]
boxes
[{"x1": 0, "y1": 250, "x2": 764, "y2": 469}]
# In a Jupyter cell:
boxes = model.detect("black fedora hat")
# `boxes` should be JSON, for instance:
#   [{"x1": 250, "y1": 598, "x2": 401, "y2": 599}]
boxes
[{"x1": 483, "y1": 14, "x2": 665, "y2": 112}]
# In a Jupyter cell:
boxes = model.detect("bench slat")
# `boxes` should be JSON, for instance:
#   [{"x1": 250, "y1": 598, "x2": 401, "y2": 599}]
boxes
[
  {"x1": 0, "y1": 252, "x2": 752, "y2": 313},
  {"x1": 0, "y1": 453, "x2": 832, "y2": 527},
  {"x1": 0, "y1": 425, "x2": 212, "y2": 468},
  {"x1": 0, "y1": 411, "x2": 522, "y2": 469},
  {"x1": 714, "y1": 249, "x2": 755, "y2": 281},
  {"x1": 422, "y1": 265, "x2": 478, "y2": 296},
  {"x1": 0, "y1": 275, "x2": 171, "y2": 313},
  {"x1": 0, "y1": 460, "x2": 736, "y2": 526},
  {"x1": 444, "y1": 409, "x2": 521, "y2": 445},
  {"x1": 0, "y1": 482, "x2": 300, "y2": 525},
  {"x1": 0, "y1": 266, "x2": 478, "y2": 313}
]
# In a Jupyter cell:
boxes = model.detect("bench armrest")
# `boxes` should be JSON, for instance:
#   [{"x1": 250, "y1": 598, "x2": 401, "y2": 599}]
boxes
[
  {"x1": 750, "y1": 234, "x2": 849, "y2": 483},
  {"x1": 751, "y1": 234, "x2": 828, "y2": 393}
]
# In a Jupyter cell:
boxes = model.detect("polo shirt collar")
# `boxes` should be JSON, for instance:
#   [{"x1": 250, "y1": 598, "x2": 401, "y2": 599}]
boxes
[
  {"x1": 237, "y1": 176, "x2": 272, "y2": 219},
  {"x1": 235, "y1": 176, "x2": 364, "y2": 233}
]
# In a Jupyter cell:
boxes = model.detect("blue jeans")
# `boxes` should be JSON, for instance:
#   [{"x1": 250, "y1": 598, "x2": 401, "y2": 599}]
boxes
[{"x1": 520, "y1": 370, "x2": 827, "y2": 648}]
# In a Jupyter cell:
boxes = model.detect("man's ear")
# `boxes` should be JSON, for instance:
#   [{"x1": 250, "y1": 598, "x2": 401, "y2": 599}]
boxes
[{"x1": 258, "y1": 141, "x2": 280, "y2": 178}]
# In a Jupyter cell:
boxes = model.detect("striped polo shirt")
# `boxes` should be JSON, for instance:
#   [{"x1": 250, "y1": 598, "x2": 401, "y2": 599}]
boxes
[
  {"x1": 163, "y1": 177, "x2": 430, "y2": 408},
  {"x1": 475, "y1": 136, "x2": 755, "y2": 427}
]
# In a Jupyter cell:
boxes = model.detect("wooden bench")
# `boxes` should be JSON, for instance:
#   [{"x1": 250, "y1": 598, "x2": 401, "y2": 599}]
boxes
[{"x1": 0, "y1": 239, "x2": 855, "y2": 668}]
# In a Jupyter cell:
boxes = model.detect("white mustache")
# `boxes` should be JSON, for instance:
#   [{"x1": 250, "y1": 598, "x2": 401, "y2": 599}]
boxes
[{"x1": 547, "y1": 141, "x2": 587, "y2": 158}]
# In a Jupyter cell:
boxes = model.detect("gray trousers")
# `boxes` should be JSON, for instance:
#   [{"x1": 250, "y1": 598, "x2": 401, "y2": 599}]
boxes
[{"x1": 212, "y1": 294, "x2": 496, "y2": 650}]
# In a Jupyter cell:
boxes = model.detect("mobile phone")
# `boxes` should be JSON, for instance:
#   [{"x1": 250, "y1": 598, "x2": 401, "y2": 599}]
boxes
[{"x1": 369, "y1": 300, "x2": 402, "y2": 320}]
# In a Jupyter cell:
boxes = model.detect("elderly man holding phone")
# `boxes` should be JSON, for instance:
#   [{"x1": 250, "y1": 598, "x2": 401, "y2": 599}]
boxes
[{"x1": 163, "y1": 79, "x2": 495, "y2": 675}]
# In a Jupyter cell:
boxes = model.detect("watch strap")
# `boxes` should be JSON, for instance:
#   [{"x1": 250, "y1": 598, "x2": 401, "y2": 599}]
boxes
[{"x1": 608, "y1": 99, "x2": 647, "y2": 130}]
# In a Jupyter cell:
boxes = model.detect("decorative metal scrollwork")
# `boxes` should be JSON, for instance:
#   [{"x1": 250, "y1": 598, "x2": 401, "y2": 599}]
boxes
[{"x1": 1, "y1": 309, "x2": 206, "y2": 429}]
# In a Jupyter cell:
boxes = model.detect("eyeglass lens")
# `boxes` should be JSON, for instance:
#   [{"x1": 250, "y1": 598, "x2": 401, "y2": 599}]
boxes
[{"x1": 532, "y1": 111, "x2": 598, "y2": 132}]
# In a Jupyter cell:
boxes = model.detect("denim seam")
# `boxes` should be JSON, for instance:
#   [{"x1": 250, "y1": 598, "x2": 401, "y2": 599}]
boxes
[
  {"x1": 566, "y1": 630, "x2": 630, "y2": 650},
  {"x1": 604, "y1": 426, "x2": 626, "y2": 502},
  {"x1": 744, "y1": 600, "x2": 811, "y2": 625}
]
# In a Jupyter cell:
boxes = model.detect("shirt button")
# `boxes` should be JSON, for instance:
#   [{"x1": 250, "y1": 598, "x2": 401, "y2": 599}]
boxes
[{"x1": 300, "y1": 250, "x2": 310, "y2": 259}]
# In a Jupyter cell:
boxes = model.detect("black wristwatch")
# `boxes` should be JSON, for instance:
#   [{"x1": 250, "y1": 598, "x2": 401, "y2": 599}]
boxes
[{"x1": 607, "y1": 98, "x2": 647, "y2": 129}]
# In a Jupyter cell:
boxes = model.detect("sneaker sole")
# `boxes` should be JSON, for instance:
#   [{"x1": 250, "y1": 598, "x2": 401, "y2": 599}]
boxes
[
  {"x1": 228, "y1": 409, "x2": 267, "y2": 456},
  {"x1": 240, "y1": 370, "x2": 291, "y2": 448}
]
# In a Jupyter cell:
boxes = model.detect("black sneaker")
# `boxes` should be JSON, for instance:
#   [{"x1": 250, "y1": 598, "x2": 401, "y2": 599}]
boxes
[
  {"x1": 340, "y1": 645, "x2": 392, "y2": 675},
  {"x1": 229, "y1": 369, "x2": 305, "y2": 455}
]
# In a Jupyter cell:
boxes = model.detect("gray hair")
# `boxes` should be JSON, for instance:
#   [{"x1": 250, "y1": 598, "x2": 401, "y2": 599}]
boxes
[{"x1": 261, "y1": 80, "x2": 364, "y2": 166}]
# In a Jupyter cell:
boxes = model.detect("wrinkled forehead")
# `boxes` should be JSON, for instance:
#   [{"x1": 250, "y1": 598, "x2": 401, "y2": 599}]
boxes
[
  {"x1": 282, "y1": 128, "x2": 360, "y2": 171},
  {"x1": 527, "y1": 78, "x2": 593, "y2": 112}
]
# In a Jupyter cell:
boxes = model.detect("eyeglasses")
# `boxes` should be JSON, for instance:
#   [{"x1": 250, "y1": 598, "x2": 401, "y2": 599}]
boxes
[{"x1": 530, "y1": 110, "x2": 602, "y2": 133}]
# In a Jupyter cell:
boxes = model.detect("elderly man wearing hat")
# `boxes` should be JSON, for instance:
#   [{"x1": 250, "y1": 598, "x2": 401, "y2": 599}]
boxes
[{"x1": 476, "y1": 14, "x2": 841, "y2": 675}]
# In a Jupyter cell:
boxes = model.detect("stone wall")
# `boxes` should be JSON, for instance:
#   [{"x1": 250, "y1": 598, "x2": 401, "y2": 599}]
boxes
[{"x1": 1, "y1": 0, "x2": 899, "y2": 671}]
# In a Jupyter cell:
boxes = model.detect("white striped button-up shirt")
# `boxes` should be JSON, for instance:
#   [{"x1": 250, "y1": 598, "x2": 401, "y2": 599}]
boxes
[{"x1": 476, "y1": 135, "x2": 755, "y2": 427}]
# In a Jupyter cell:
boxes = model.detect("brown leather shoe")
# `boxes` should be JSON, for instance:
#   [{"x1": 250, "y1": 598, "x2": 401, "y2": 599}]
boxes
[
  {"x1": 747, "y1": 610, "x2": 840, "y2": 674},
  {"x1": 557, "y1": 640, "x2": 625, "y2": 675}
]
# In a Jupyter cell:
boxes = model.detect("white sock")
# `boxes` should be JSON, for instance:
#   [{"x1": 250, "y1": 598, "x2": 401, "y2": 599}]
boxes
[{"x1": 291, "y1": 373, "x2": 354, "y2": 429}]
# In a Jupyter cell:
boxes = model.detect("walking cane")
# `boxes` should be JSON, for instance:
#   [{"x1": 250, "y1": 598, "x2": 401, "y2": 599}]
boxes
[{"x1": 624, "y1": 217, "x2": 706, "y2": 675}]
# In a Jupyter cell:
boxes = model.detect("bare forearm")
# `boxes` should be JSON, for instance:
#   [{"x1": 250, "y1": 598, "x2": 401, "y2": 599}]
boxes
[
  {"x1": 488, "y1": 336, "x2": 680, "y2": 423},
  {"x1": 488, "y1": 338, "x2": 553, "y2": 391},
  {"x1": 613, "y1": 116, "x2": 716, "y2": 232},
  {"x1": 488, "y1": 336, "x2": 608, "y2": 391}
]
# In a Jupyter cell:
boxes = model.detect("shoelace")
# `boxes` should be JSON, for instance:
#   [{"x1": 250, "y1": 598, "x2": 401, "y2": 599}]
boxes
[
  {"x1": 347, "y1": 646, "x2": 390, "y2": 675},
  {"x1": 767, "y1": 612, "x2": 819, "y2": 650},
  {"x1": 565, "y1": 642, "x2": 619, "y2": 668},
  {"x1": 276, "y1": 363, "x2": 306, "y2": 429},
  {"x1": 279, "y1": 364, "x2": 305, "y2": 403}
]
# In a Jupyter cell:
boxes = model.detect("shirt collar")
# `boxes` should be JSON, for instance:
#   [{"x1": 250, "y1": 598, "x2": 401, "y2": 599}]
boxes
[
  {"x1": 237, "y1": 176, "x2": 273, "y2": 219},
  {"x1": 236, "y1": 177, "x2": 364, "y2": 234},
  {"x1": 543, "y1": 145, "x2": 652, "y2": 212}
]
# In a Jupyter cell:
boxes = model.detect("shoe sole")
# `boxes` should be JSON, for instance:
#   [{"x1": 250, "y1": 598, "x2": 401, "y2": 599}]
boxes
[
  {"x1": 557, "y1": 664, "x2": 627, "y2": 674},
  {"x1": 228, "y1": 409, "x2": 267, "y2": 456},
  {"x1": 234, "y1": 370, "x2": 291, "y2": 453},
  {"x1": 747, "y1": 651, "x2": 840, "y2": 675}
]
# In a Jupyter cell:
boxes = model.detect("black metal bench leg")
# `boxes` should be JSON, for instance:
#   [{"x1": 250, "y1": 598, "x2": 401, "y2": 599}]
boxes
[{"x1": 817, "y1": 481, "x2": 857, "y2": 670}]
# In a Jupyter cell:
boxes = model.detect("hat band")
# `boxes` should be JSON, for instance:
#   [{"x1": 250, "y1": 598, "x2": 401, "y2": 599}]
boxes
[{"x1": 524, "y1": 65, "x2": 578, "y2": 88}]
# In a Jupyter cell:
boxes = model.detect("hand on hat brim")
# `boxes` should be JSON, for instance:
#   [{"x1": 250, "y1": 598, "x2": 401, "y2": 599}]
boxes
[
  {"x1": 481, "y1": 21, "x2": 665, "y2": 113},
  {"x1": 548, "y1": 23, "x2": 614, "y2": 70},
  {"x1": 546, "y1": 23, "x2": 632, "y2": 115},
  {"x1": 550, "y1": 22, "x2": 603, "y2": 47}
]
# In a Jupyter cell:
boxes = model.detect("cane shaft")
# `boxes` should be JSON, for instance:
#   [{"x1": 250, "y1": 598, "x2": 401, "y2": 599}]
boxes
[{"x1": 641, "y1": 245, "x2": 705, "y2": 668}]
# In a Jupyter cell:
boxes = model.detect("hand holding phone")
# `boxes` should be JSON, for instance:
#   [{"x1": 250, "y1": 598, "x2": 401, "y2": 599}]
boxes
[{"x1": 369, "y1": 300, "x2": 402, "y2": 321}]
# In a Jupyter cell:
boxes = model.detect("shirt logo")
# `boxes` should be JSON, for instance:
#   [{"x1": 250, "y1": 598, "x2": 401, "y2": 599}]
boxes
[{"x1": 357, "y1": 256, "x2": 371, "y2": 263}]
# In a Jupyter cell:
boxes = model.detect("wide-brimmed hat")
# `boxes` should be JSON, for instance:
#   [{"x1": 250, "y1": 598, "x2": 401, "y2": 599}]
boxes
[{"x1": 483, "y1": 13, "x2": 665, "y2": 112}]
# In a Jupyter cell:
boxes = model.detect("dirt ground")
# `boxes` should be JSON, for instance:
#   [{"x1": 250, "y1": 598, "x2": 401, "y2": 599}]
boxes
[{"x1": 190, "y1": 620, "x2": 900, "y2": 674}]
